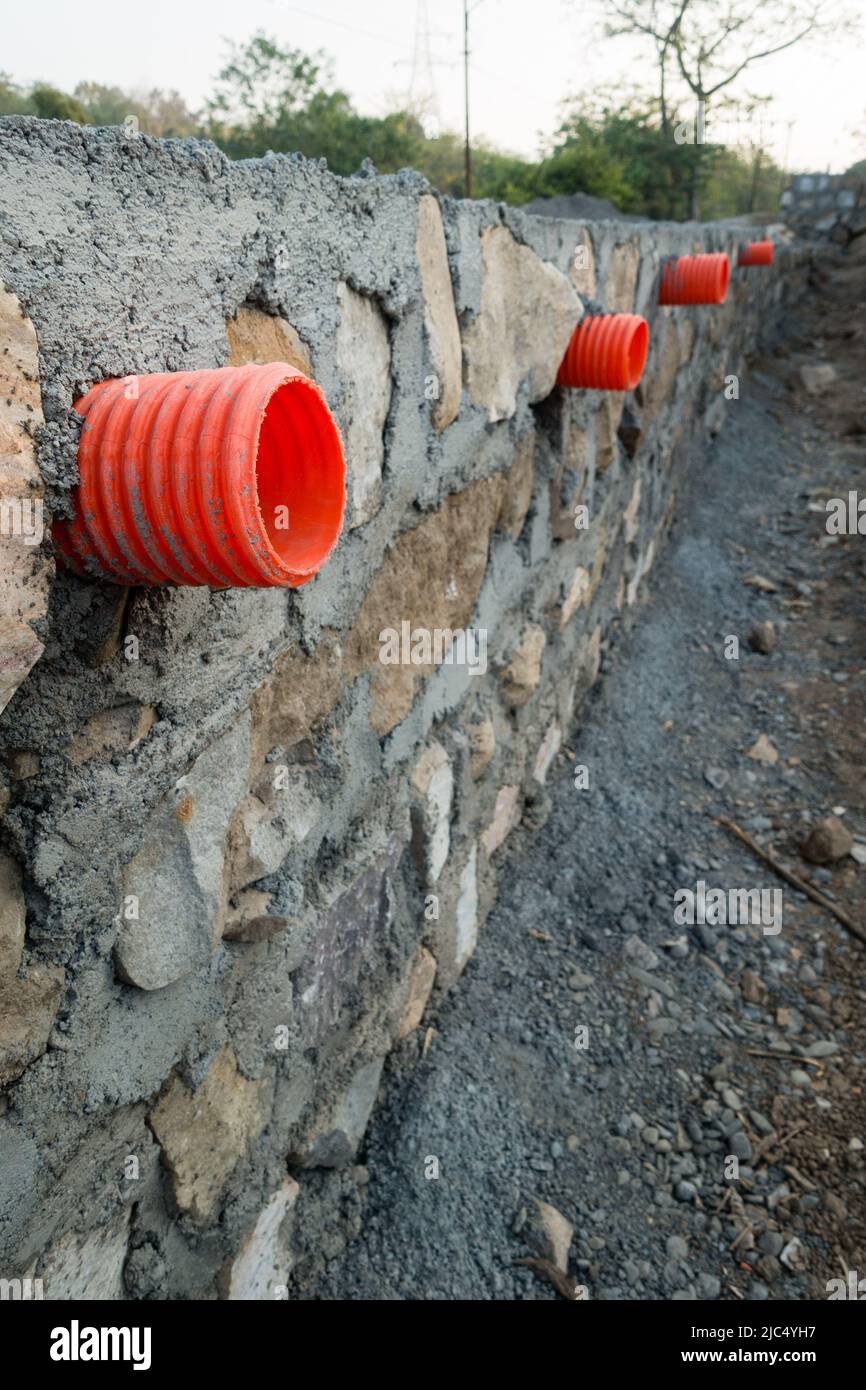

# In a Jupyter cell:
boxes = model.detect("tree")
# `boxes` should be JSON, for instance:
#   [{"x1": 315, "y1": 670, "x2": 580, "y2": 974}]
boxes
[
  {"x1": 0, "y1": 72, "x2": 34, "y2": 115},
  {"x1": 30, "y1": 84, "x2": 91, "y2": 124},
  {"x1": 601, "y1": 0, "x2": 841, "y2": 215}
]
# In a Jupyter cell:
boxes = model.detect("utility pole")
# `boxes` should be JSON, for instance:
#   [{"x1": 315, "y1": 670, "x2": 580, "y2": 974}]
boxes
[{"x1": 463, "y1": 0, "x2": 472, "y2": 198}]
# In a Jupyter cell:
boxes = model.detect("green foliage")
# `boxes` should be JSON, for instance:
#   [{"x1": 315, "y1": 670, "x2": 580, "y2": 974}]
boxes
[{"x1": 30, "y1": 85, "x2": 91, "y2": 124}]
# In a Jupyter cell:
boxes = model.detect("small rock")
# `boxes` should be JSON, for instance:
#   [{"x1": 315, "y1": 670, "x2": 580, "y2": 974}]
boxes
[
  {"x1": 748, "y1": 622, "x2": 777, "y2": 654},
  {"x1": 757, "y1": 1230, "x2": 784, "y2": 1256},
  {"x1": 524, "y1": 1199, "x2": 573, "y2": 1274},
  {"x1": 666, "y1": 1234, "x2": 688, "y2": 1261},
  {"x1": 704, "y1": 766, "x2": 729, "y2": 790},
  {"x1": 801, "y1": 1039, "x2": 838, "y2": 1059},
  {"x1": 799, "y1": 363, "x2": 837, "y2": 395},
  {"x1": 746, "y1": 734, "x2": 779, "y2": 765},
  {"x1": 800, "y1": 816, "x2": 853, "y2": 865},
  {"x1": 780, "y1": 1237, "x2": 806, "y2": 1272}
]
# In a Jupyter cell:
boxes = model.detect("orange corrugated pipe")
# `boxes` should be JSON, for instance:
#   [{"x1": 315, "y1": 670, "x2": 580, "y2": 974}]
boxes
[
  {"x1": 557, "y1": 313, "x2": 649, "y2": 391},
  {"x1": 54, "y1": 363, "x2": 346, "y2": 588},
  {"x1": 658, "y1": 253, "x2": 730, "y2": 306},
  {"x1": 737, "y1": 240, "x2": 774, "y2": 267}
]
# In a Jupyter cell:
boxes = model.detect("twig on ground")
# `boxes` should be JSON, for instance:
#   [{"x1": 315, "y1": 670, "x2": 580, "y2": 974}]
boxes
[{"x1": 713, "y1": 815, "x2": 866, "y2": 946}]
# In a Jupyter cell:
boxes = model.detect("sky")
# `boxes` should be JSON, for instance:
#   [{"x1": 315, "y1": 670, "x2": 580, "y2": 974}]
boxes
[{"x1": 3, "y1": 0, "x2": 863, "y2": 174}]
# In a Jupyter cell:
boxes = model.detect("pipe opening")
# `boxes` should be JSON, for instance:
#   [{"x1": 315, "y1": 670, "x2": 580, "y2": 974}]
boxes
[
  {"x1": 625, "y1": 318, "x2": 649, "y2": 390},
  {"x1": 255, "y1": 377, "x2": 345, "y2": 581}
]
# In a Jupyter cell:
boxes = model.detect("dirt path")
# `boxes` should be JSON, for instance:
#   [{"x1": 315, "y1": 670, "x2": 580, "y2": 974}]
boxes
[{"x1": 300, "y1": 243, "x2": 866, "y2": 1302}]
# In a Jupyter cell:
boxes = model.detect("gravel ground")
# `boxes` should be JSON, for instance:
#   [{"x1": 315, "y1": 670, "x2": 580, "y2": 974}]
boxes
[{"x1": 299, "y1": 248, "x2": 866, "y2": 1302}]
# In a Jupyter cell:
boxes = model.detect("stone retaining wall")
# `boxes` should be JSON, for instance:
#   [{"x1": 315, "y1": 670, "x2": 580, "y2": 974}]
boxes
[{"x1": 0, "y1": 116, "x2": 806, "y2": 1299}]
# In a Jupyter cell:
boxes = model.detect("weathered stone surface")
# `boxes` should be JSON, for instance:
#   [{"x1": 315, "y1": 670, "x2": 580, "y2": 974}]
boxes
[
  {"x1": 569, "y1": 230, "x2": 597, "y2": 300},
  {"x1": 525, "y1": 1198, "x2": 573, "y2": 1273},
  {"x1": 148, "y1": 1044, "x2": 267, "y2": 1222},
  {"x1": 497, "y1": 433, "x2": 535, "y2": 541},
  {"x1": 533, "y1": 720, "x2": 562, "y2": 785},
  {"x1": 250, "y1": 631, "x2": 342, "y2": 771},
  {"x1": 0, "y1": 851, "x2": 25, "y2": 982},
  {"x1": 336, "y1": 283, "x2": 392, "y2": 527},
  {"x1": 455, "y1": 845, "x2": 479, "y2": 972},
  {"x1": 67, "y1": 703, "x2": 155, "y2": 765},
  {"x1": 800, "y1": 816, "x2": 853, "y2": 865},
  {"x1": 300, "y1": 1057, "x2": 385, "y2": 1168},
  {"x1": 646, "y1": 314, "x2": 683, "y2": 416},
  {"x1": 222, "y1": 888, "x2": 274, "y2": 941},
  {"x1": 462, "y1": 226, "x2": 580, "y2": 422},
  {"x1": 623, "y1": 477, "x2": 642, "y2": 545},
  {"x1": 560, "y1": 566, "x2": 591, "y2": 627},
  {"x1": 0, "y1": 961, "x2": 65, "y2": 1087},
  {"x1": 0, "y1": 285, "x2": 51, "y2": 717},
  {"x1": 228, "y1": 765, "x2": 321, "y2": 892},
  {"x1": 297, "y1": 838, "x2": 403, "y2": 1046},
  {"x1": 397, "y1": 945, "x2": 437, "y2": 1039},
  {"x1": 469, "y1": 717, "x2": 496, "y2": 778},
  {"x1": 417, "y1": 195, "x2": 462, "y2": 431},
  {"x1": 37, "y1": 1210, "x2": 130, "y2": 1300},
  {"x1": 590, "y1": 522, "x2": 609, "y2": 596},
  {"x1": 410, "y1": 740, "x2": 453, "y2": 884},
  {"x1": 220, "y1": 1177, "x2": 300, "y2": 1300},
  {"x1": 482, "y1": 785, "x2": 521, "y2": 857},
  {"x1": 501, "y1": 624, "x2": 546, "y2": 708},
  {"x1": 605, "y1": 240, "x2": 640, "y2": 314},
  {"x1": 226, "y1": 305, "x2": 312, "y2": 376},
  {"x1": 596, "y1": 392, "x2": 626, "y2": 473},
  {"x1": 800, "y1": 362, "x2": 837, "y2": 395},
  {"x1": 115, "y1": 714, "x2": 251, "y2": 991},
  {"x1": 345, "y1": 476, "x2": 504, "y2": 734}
]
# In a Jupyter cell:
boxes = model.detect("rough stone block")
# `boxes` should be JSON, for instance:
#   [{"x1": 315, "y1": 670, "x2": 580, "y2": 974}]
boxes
[
  {"x1": 469, "y1": 717, "x2": 496, "y2": 779},
  {"x1": 299, "y1": 1057, "x2": 385, "y2": 1168},
  {"x1": 346, "y1": 476, "x2": 504, "y2": 734},
  {"x1": 220, "y1": 1177, "x2": 300, "y2": 1300},
  {"x1": 417, "y1": 195, "x2": 462, "y2": 431},
  {"x1": 501, "y1": 624, "x2": 546, "y2": 708},
  {"x1": 148, "y1": 1044, "x2": 267, "y2": 1223},
  {"x1": 455, "y1": 844, "x2": 479, "y2": 972},
  {"x1": 0, "y1": 851, "x2": 25, "y2": 982},
  {"x1": 560, "y1": 566, "x2": 591, "y2": 627},
  {"x1": 462, "y1": 225, "x2": 579, "y2": 422},
  {"x1": 533, "y1": 720, "x2": 562, "y2": 785},
  {"x1": 226, "y1": 305, "x2": 312, "y2": 376},
  {"x1": 297, "y1": 838, "x2": 403, "y2": 1046},
  {"x1": 67, "y1": 704, "x2": 155, "y2": 765},
  {"x1": 36, "y1": 1210, "x2": 130, "y2": 1301},
  {"x1": 397, "y1": 945, "x2": 437, "y2": 1039},
  {"x1": 336, "y1": 283, "x2": 391, "y2": 527},
  {"x1": 0, "y1": 960, "x2": 64, "y2": 1087},
  {"x1": 482, "y1": 785, "x2": 521, "y2": 858},
  {"x1": 410, "y1": 740, "x2": 453, "y2": 884},
  {"x1": 0, "y1": 285, "x2": 51, "y2": 717},
  {"x1": 115, "y1": 715, "x2": 251, "y2": 991}
]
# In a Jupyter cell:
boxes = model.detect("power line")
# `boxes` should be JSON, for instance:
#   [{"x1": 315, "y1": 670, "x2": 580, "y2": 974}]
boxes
[{"x1": 272, "y1": 2, "x2": 420, "y2": 54}]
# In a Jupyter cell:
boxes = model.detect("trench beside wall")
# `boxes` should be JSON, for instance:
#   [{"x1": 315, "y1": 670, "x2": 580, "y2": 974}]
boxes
[{"x1": 0, "y1": 117, "x2": 807, "y2": 1299}]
